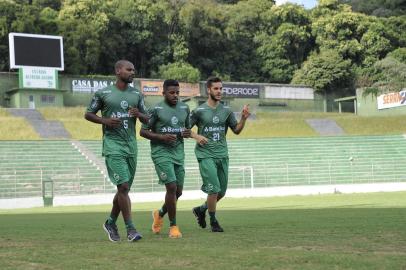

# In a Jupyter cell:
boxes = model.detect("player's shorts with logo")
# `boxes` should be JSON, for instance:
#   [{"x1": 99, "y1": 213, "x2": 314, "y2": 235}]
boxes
[
  {"x1": 105, "y1": 155, "x2": 137, "y2": 188},
  {"x1": 154, "y1": 161, "x2": 185, "y2": 186},
  {"x1": 198, "y1": 157, "x2": 229, "y2": 196}
]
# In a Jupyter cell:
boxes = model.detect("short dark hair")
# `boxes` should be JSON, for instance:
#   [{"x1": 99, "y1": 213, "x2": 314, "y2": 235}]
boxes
[
  {"x1": 163, "y1": 79, "x2": 179, "y2": 91},
  {"x1": 114, "y1": 60, "x2": 132, "y2": 72},
  {"x1": 206, "y1": 76, "x2": 222, "y2": 88}
]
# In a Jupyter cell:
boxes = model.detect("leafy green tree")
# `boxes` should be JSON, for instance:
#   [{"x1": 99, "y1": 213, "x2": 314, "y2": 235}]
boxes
[
  {"x1": 0, "y1": 0, "x2": 19, "y2": 70},
  {"x1": 339, "y1": 0, "x2": 406, "y2": 17},
  {"x1": 155, "y1": 62, "x2": 201, "y2": 82},
  {"x1": 179, "y1": 0, "x2": 227, "y2": 79},
  {"x1": 387, "y1": 48, "x2": 406, "y2": 64},
  {"x1": 292, "y1": 49, "x2": 354, "y2": 94},
  {"x1": 58, "y1": 0, "x2": 109, "y2": 74},
  {"x1": 255, "y1": 3, "x2": 313, "y2": 83}
]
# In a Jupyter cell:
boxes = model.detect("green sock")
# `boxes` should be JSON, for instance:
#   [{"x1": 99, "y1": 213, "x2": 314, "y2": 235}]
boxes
[
  {"x1": 200, "y1": 202, "x2": 208, "y2": 212},
  {"x1": 125, "y1": 220, "x2": 135, "y2": 230},
  {"x1": 107, "y1": 214, "x2": 117, "y2": 225},
  {"x1": 209, "y1": 211, "x2": 217, "y2": 223},
  {"x1": 169, "y1": 218, "x2": 176, "y2": 227},
  {"x1": 159, "y1": 205, "x2": 167, "y2": 217}
]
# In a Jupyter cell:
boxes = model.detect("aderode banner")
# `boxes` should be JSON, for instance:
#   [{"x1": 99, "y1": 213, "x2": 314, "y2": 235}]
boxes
[{"x1": 221, "y1": 83, "x2": 260, "y2": 98}]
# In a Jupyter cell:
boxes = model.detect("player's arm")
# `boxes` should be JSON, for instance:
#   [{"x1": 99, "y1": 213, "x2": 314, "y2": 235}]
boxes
[
  {"x1": 129, "y1": 94, "x2": 149, "y2": 124},
  {"x1": 84, "y1": 112, "x2": 121, "y2": 128},
  {"x1": 140, "y1": 128, "x2": 177, "y2": 144},
  {"x1": 231, "y1": 105, "x2": 250, "y2": 135},
  {"x1": 188, "y1": 109, "x2": 207, "y2": 145},
  {"x1": 84, "y1": 93, "x2": 121, "y2": 128},
  {"x1": 181, "y1": 106, "x2": 192, "y2": 138},
  {"x1": 190, "y1": 130, "x2": 208, "y2": 146},
  {"x1": 139, "y1": 108, "x2": 176, "y2": 144},
  {"x1": 128, "y1": 107, "x2": 149, "y2": 124}
]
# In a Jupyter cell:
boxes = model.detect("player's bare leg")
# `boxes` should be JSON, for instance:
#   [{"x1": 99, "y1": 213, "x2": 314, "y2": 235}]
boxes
[
  {"x1": 165, "y1": 182, "x2": 182, "y2": 238},
  {"x1": 117, "y1": 182, "x2": 142, "y2": 241}
]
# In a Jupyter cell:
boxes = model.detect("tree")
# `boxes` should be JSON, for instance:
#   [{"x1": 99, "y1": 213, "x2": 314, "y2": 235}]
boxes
[
  {"x1": 58, "y1": 0, "x2": 109, "y2": 74},
  {"x1": 255, "y1": 3, "x2": 313, "y2": 83},
  {"x1": 179, "y1": 0, "x2": 227, "y2": 79},
  {"x1": 155, "y1": 62, "x2": 201, "y2": 82},
  {"x1": 339, "y1": 0, "x2": 406, "y2": 17},
  {"x1": 292, "y1": 49, "x2": 354, "y2": 94}
]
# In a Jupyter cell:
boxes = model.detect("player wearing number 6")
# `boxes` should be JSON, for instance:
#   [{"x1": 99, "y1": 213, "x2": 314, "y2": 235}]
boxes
[
  {"x1": 190, "y1": 76, "x2": 250, "y2": 232},
  {"x1": 85, "y1": 60, "x2": 149, "y2": 242}
]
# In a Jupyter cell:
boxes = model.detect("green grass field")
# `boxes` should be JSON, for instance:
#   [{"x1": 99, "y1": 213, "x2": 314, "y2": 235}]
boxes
[{"x1": 1, "y1": 193, "x2": 406, "y2": 270}]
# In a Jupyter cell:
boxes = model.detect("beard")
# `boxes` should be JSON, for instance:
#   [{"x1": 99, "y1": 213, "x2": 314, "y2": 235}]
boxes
[{"x1": 210, "y1": 92, "x2": 221, "y2": 101}]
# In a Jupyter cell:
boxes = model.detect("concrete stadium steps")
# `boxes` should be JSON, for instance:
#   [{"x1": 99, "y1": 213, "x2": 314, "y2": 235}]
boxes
[
  {"x1": 80, "y1": 135, "x2": 406, "y2": 192},
  {"x1": 1, "y1": 135, "x2": 405, "y2": 198},
  {"x1": 0, "y1": 141, "x2": 109, "y2": 198}
]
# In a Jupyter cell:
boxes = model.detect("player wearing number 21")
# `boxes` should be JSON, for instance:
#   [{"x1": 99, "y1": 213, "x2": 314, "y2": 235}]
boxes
[
  {"x1": 190, "y1": 76, "x2": 250, "y2": 233},
  {"x1": 85, "y1": 60, "x2": 149, "y2": 242}
]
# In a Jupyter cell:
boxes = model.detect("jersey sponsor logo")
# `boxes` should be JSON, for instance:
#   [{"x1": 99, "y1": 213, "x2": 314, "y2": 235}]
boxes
[
  {"x1": 120, "y1": 100, "x2": 129, "y2": 110},
  {"x1": 102, "y1": 90, "x2": 112, "y2": 93},
  {"x1": 204, "y1": 126, "x2": 225, "y2": 132},
  {"x1": 111, "y1": 112, "x2": 130, "y2": 118},
  {"x1": 161, "y1": 127, "x2": 183, "y2": 133},
  {"x1": 171, "y1": 116, "x2": 179, "y2": 125},
  {"x1": 113, "y1": 173, "x2": 120, "y2": 181},
  {"x1": 180, "y1": 106, "x2": 188, "y2": 109},
  {"x1": 213, "y1": 116, "x2": 219, "y2": 124},
  {"x1": 204, "y1": 127, "x2": 226, "y2": 132}
]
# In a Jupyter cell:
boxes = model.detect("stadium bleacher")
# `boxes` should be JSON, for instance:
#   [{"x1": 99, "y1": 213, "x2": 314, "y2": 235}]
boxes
[{"x1": 0, "y1": 135, "x2": 405, "y2": 199}]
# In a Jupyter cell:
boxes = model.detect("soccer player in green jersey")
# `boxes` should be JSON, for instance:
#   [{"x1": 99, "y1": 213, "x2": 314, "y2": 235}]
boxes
[
  {"x1": 140, "y1": 79, "x2": 191, "y2": 238},
  {"x1": 85, "y1": 60, "x2": 149, "y2": 242},
  {"x1": 190, "y1": 76, "x2": 250, "y2": 232}
]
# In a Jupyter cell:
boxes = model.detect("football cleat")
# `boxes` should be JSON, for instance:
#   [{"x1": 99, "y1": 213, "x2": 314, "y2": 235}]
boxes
[
  {"x1": 192, "y1": 206, "x2": 207, "y2": 228},
  {"x1": 127, "y1": 228, "x2": 143, "y2": 242},
  {"x1": 152, "y1": 210, "x2": 164, "y2": 234},
  {"x1": 210, "y1": 220, "x2": 224, "y2": 232},
  {"x1": 169, "y1": 225, "x2": 182, "y2": 238},
  {"x1": 103, "y1": 221, "x2": 120, "y2": 242}
]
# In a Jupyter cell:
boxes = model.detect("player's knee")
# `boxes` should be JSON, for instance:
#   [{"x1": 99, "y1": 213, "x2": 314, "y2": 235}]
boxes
[
  {"x1": 165, "y1": 182, "x2": 177, "y2": 194},
  {"x1": 117, "y1": 182, "x2": 130, "y2": 194}
]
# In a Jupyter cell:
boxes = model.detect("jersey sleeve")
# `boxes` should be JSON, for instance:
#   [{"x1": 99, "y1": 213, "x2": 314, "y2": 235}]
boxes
[
  {"x1": 86, "y1": 91, "x2": 102, "y2": 113},
  {"x1": 141, "y1": 107, "x2": 156, "y2": 130},
  {"x1": 185, "y1": 105, "x2": 191, "y2": 129},
  {"x1": 227, "y1": 109, "x2": 238, "y2": 129},
  {"x1": 189, "y1": 108, "x2": 198, "y2": 128},
  {"x1": 137, "y1": 93, "x2": 148, "y2": 115}
]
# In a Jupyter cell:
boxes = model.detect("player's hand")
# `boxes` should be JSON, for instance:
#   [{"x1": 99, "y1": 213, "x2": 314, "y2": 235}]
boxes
[
  {"x1": 195, "y1": 135, "x2": 208, "y2": 146},
  {"x1": 181, "y1": 128, "x2": 191, "y2": 138},
  {"x1": 241, "y1": 104, "x2": 250, "y2": 120},
  {"x1": 160, "y1": 134, "x2": 177, "y2": 144},
  {"x1": 103, "y1": 117, "x2": 121, "y2": 128},
  {"x1": 128, "y1": 106, "x2": 140, "y2": 118}
]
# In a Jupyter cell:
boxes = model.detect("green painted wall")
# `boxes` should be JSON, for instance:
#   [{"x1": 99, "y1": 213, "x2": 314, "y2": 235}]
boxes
[
  {"x1": 356, "y1": 88, "x2": 406, "y2": 116},
  {"x1": 8, "y1": 89, "x2": 64, "y2": 108},
  {"x1": 0, "y1": 72, "x2": 335, "y2": 113}
]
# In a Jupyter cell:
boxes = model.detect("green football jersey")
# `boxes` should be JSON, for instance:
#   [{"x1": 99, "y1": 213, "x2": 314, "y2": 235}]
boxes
[
  {"x1": 190, "y1": 102, "x2": 238, "y2": 159},
  {"x1": 86, "y1": 84, "x2": 147, "y2": 156},
  {"x1": 142, "y1": 100, "x2": 190, "y2": 165}
]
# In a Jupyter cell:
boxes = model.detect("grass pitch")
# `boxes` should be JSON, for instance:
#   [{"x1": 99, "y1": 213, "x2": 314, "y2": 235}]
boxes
[{"x1": 1, "y1": 192, "x2": 406, "y2": 270}]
